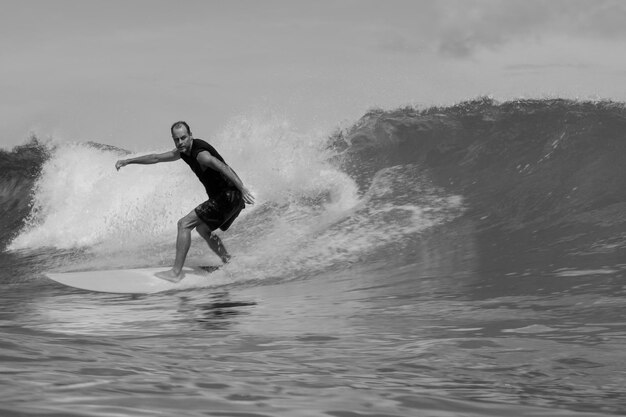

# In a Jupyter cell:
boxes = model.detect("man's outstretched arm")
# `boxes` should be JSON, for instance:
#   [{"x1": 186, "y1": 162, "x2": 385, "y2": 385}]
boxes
[{"x1": 116, "y1": 149, "x2": 180, "y2": 171}]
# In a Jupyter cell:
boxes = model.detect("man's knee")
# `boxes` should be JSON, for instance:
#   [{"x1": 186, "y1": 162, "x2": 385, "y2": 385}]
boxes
[{"x1": 178, "y1": 214, "x2": 198, "y2": 230}]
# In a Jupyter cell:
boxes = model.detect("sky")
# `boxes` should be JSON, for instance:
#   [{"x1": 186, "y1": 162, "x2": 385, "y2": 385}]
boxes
[{"x1": 1, "y1": 0, "x2": 625, "y2": 150}]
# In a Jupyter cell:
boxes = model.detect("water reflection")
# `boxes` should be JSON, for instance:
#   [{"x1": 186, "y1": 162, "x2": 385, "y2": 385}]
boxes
[
  {"x1": 177, "y1": 294, "x2": 256, "y2": 330},
  {"x1": 10, "y1": 289, "x2": 256, "y2": 336}
]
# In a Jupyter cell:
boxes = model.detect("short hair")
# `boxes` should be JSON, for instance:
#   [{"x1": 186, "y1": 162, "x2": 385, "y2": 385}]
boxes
[{"x1": 171, "y1": 121, "x2": 192, "y2": 137}]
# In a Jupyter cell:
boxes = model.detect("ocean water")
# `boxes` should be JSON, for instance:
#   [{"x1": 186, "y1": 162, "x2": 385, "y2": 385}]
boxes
[{"x1": 1, "y1": 98, "x2": 626, "y2": 416}]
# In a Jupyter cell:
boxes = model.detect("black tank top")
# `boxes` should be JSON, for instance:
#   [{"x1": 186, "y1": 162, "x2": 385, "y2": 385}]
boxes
[{"x1": 179, "y1": 139, "x2": 236, "y2": 197}]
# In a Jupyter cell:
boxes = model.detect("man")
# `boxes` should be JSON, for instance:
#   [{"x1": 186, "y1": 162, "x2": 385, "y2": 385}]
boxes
[{"x1": 115, "y1": 121, "x2": 254, "y2": 282}]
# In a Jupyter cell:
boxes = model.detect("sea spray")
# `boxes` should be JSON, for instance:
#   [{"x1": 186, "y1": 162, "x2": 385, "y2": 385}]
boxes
[{"x1": 9, "y1": 142, "x2": 198, "y2": 250}]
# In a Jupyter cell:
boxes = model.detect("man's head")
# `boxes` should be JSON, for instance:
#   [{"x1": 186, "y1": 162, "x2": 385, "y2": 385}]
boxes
[{"x1": 171, "y1": 121, "x2": 193, "y2": 154}]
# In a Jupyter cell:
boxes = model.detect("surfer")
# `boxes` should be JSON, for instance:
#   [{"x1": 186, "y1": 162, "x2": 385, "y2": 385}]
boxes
[{"x1": 115, "y1": 121, "x2": 254, "y2": 282}]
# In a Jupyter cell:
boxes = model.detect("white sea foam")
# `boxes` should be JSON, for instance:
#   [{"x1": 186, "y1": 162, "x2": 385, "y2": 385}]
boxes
[{"x1": 9, "y1": 142, "x2": 199, "y2": 250}]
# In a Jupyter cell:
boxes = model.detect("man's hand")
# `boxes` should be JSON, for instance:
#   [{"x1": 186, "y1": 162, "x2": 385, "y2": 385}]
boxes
[
  {"x1": 242, "y1": 187, "x2": 255, "y2": 205},
  {"x1": 115, "y1": 160, "x2": 128, "y2": 171}
]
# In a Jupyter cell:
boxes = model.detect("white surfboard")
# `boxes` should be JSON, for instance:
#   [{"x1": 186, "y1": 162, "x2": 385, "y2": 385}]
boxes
[{"x1": 45, "y1": 266, "x2": 220, "y2": 294}]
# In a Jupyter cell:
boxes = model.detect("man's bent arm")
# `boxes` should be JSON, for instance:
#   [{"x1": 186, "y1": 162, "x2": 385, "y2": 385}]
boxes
[
  {"x1": 196, "y1": 152, "x2": 255, "y2": 204},
  {"x1": 116, "y1": 149, "x2": 180, "y2": 171}
]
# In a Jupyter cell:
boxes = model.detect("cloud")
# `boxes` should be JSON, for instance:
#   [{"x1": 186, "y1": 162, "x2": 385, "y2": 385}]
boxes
[
  {"x1": 432, "y1": 0, "x2": 626, "y2": 58},
  {"x1": 576, "y1": 1, "x2": 626, "y2": 38}
]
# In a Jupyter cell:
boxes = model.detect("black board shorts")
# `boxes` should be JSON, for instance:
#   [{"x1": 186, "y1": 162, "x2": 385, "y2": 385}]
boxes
[{"x1": 195, "y1": 189, "x2": 245, "y2": 231}]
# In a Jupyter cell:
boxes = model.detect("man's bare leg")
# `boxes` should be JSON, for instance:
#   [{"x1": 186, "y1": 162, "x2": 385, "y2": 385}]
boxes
[
  {"x1": 197, "y1": 222, "x2": 231, "y2": 263},
  {"x1": 155, "y1": 210, "x2": 202, "y2": 283}
]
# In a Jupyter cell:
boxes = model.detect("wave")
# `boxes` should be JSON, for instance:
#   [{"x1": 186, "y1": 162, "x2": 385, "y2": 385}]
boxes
[
  {"x1": 0, "y1": 137, "x2": 49, "y2": 249},
  {"x1": 331, "y1": 97, "x2": 626, "y2": 234},
  {"x1": 5, "y1": 97, "x2": 624, "y2": 283},
  {"x1": 3, "y1": 115, "x2": 461, "y2": 284}
]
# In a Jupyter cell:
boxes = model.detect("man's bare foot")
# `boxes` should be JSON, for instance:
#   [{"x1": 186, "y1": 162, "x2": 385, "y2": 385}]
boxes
[{"x1": 155, "y1": 269, "x2": 184, "y2": 283}]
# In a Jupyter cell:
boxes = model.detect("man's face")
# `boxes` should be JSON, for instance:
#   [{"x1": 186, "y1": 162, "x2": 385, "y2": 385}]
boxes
[{"x1": 172, "y1": 126, "x2": 192, "y2": 154}]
